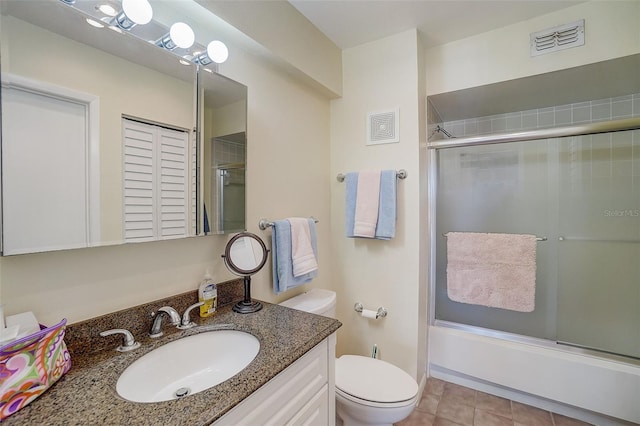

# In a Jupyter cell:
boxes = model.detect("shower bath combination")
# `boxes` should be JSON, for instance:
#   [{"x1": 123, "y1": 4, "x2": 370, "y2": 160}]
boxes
[{"x1": 427, "y1": 115, "x2": 640, "y2": 424}]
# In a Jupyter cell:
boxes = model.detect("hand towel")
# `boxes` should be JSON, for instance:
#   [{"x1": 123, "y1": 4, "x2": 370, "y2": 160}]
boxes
[
  {"x1": 288, "y1": 217, "x2": 318, "y2": 277},
  {"x1": 345, "y1": 172, "x2": 358, "y2": 237},
  {"x1": 272, "y1": 219, "x2": 318, "y2": 294},
  {"x1": 374, "y1": 170, "x2": 397, "y2": 240},
  {"x1": 446, "y1": 232, "x2": 537, "y2": 312},
  {"x1": 353, "y1": 170, "x2": 381, "y2": 238}
]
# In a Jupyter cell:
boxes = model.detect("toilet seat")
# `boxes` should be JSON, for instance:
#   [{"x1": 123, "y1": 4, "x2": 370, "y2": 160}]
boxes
[
  {"x1": 336, "y1": 387, "x2": 417, "y2": 409},
  {"x1": 335, "y1": 355, "x2": 418, "y2": 408}
]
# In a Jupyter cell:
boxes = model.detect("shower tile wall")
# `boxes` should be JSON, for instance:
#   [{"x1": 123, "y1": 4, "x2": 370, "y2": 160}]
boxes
[
  {"x1": 213, "y1": 139, "x2": 245, "y2": 167},
  {"x1": 440, "y1": 93, "x2": 640, "y2": 138}
]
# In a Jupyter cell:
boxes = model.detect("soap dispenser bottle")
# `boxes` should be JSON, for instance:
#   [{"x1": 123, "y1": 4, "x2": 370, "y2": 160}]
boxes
[{"x1": 198, "y1": 271, "x2": 218, "y2": 318}]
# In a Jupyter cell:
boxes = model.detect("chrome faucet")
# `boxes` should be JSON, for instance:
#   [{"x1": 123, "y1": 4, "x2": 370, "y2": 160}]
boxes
[
  {"x1": 100, "y1": 328, "x2": 141, "y2": 352},
  {"x1": 178, "y1": 301, "x2": 205, "y2": 329},
  {"x1": 149, "y1": 306, "x2": 181, "y2": 338}
]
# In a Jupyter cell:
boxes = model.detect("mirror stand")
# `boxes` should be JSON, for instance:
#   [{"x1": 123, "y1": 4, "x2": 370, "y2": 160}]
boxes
[
  {"x1": 233, "y1": 276, "x2": 263, "y2": 313},
  {"x1": 222, "y1": 232, "x2": 269, "y2": 314}
]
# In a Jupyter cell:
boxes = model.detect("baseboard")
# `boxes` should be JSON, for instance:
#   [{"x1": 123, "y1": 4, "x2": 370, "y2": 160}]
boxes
[{"x1": 414, "y1": 371, "x2": 427, "y2": 408}]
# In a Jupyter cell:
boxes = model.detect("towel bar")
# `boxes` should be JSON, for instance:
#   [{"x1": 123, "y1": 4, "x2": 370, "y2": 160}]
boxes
[
  {"x1": 259, "y1": 217, "x2": 318, "y2": 231},
  {"x1": 336, "y1": 169, "x2": 407, "y2": 183},
  {"x1": 442, "y1": 232, "x2": 547, "y2": 241}
]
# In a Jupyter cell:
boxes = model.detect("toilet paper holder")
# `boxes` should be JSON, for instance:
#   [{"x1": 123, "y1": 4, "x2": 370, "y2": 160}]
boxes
[{"x1": 354, "y1": 302, "x2": 388, "y2": 319}]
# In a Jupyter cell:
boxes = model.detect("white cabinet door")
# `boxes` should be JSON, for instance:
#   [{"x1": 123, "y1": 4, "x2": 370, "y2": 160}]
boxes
[
  {"x1": 2, "y1": 86, "x2": 89, "y2": 254},
  {"x1": 287, "y1": 385, "x2": 329, "y2": 426},
  {"x1": 216, "y1": 335, "x2": 336, "y2": 426}
]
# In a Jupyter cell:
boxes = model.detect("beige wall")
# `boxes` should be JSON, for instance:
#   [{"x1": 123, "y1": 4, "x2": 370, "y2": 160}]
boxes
[
  {"x1": 193, "y1": 0, "x2": 342, "y2": 98},
  {"x1": 218, "y1": 47, "x2": 333, "y2": 304},
  {"x1": 330, "y1": 29, "x2": 425, "y2": 380},
  {"x1": 426, "y1": 1, "x2": 640, "y2": 96},
  {"x1": 212, "y1": 100, "x2": 247, "y2": 137}
]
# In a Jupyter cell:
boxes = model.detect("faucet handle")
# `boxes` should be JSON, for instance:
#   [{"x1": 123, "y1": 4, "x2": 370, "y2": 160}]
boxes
[
  {"x1": 179, "y1": 301, "x2": 205, "y2": 329},
  {"x1": 100, "y1": 328, "x2": 141, "y2": 352}
]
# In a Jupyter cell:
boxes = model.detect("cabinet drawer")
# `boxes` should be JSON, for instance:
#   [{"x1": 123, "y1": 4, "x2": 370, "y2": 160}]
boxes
[{"x1": 216, "y1": 339, "x2": 328, "y2": 425}]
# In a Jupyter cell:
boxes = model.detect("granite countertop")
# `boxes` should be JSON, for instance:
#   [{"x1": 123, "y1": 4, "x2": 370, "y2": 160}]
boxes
[{"x1": 4, "y1": 301, "x2": 341, "y2": 425}]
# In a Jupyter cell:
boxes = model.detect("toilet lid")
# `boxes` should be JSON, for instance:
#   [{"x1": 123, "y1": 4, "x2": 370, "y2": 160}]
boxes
[{"x1": 335, "y1": 355, "x2": 418, "y2": 403}]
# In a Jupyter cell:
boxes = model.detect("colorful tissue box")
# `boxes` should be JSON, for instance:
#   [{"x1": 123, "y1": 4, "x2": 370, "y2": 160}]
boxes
[{"x1": 0, "y1": 319, "x2": 71, "y2": 420}]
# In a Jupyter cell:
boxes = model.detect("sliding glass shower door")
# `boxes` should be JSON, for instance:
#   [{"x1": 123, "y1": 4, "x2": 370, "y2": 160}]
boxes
[
  {"x1": 434, "y1": 129, "x2": 640, "y2": 359},
  {"x1": 555, "y1": 131, "x2": 640, "y2": 357}
]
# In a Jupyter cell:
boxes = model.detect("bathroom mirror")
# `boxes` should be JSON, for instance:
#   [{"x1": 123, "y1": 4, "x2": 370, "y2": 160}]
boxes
[
  {"x1": 222, "y1": 232, "x2": 269, "y2": 313},
  {"x1": 0, "y1": 0, "x2": 248, "y2": 255},
  {"x1": 199, "y1": 71, "x2": 247, "y2": 235}
]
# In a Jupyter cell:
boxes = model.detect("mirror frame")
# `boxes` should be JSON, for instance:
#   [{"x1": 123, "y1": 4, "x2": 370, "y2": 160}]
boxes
[
  {"x1": 222, "y1": 232, "x2": 268, "y2": 276},
  {"x1": 222, "y1": 232, "x2": 268, "y2": 314}
]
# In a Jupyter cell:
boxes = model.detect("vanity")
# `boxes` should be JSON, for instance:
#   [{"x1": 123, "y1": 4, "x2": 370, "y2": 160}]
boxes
[{"x1": 2, "y1": 287, "x2": 341, "y2": 425}]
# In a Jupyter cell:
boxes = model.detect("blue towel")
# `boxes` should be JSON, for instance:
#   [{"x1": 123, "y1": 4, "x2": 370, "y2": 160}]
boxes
[
  {"x1": 345, "y1": 170, "x2": 397, "y2": 240},
  {"x1": 375, "y1": 170, "x2": 397, "y2": 240},
  {"x1": 272, "y1": 218, "x2": 318, "y2": 294},
  {"x1": 345, "y1": 172, "x2": 358, "y2": 237}
]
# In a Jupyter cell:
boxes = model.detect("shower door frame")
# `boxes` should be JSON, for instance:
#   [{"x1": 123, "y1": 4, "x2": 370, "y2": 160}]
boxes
[{"x1": 427, "y1": 116, "x2": 640, "y2": 364}]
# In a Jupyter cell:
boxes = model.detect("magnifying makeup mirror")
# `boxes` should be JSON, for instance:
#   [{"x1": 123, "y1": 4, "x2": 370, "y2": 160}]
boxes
[{"x1": 222, "y1": 232, "x2": 269, "y2": 313}]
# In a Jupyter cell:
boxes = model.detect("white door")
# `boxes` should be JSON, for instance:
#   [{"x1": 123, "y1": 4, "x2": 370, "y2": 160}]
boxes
[{"x1": 2, "y1": 86, "x2": 89, "y2": 254}]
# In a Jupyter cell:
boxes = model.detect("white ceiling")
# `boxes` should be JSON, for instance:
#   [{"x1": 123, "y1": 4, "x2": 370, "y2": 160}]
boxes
[{"x1": 289, "y1": 0, "x2": 587, "y2": 49}]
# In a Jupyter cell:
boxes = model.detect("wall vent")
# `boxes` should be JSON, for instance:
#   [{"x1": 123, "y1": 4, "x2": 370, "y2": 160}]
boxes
[
  {"x1": 530, "y1": 19, "x2": 584, "y2": 57},
  {"x1": 366, "y1": 108, "x2": 399, "y2": 145}
]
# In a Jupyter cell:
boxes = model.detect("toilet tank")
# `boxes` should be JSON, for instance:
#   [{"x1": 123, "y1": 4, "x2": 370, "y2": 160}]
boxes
[{"x1": 279, "y1": 289, "x2": 336, "y2": 318}]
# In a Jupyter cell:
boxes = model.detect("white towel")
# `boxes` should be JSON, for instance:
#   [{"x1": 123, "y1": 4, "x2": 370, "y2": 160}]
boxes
[
  {"x1": 288, "y1": 217, "x2": 318, "y2": 277},
  {"x1": 446, "y1": 232, "x2": 537, "y2": 312},
  {"x1": 353, "y1": 170, "x2": 381, "y2": 238}
]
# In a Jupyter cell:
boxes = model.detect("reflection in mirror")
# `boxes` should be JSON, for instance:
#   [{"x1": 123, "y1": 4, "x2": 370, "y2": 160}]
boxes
[
  {"x1": 222, "y1": 232, "x2": 268, "y2": 313},
  {"x1": 199, "y1": 71, "x2": 247, "y2": 235},
  {"x1": 0, "y1": 0, "x2": 234, "y2": 255}
]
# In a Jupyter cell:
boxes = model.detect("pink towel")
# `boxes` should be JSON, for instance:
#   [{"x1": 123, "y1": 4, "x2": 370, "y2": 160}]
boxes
[
  {"x1": 446, "y1": 232, "x2": 537, "y2": 312},
  {"x1": 353, "y1": 170, "x2": 381, "y2": 238},
  {"x1": 288, "y1": 217, "x2": 318, "y2": 277}
]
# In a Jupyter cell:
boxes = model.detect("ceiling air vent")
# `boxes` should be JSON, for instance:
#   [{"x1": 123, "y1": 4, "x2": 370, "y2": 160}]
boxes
[{"x1": 530, "y1": 19, "x2": 584, "y2": 57}]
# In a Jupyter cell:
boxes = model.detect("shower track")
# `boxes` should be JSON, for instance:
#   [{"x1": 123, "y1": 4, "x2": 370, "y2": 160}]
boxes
[{"x1": 428, "y1": 117, "x2": 640, "y2": 150}]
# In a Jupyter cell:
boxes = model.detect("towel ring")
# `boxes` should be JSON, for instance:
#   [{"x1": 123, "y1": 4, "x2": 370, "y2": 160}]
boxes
[{"x1": 336, "y1": 169, "x2": 407, "y2": 182}]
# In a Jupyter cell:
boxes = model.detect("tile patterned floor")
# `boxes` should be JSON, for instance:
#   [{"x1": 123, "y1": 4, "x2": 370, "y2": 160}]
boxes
[{"x1": 396, "y1": 378, "x2": 592, "y2": 426}]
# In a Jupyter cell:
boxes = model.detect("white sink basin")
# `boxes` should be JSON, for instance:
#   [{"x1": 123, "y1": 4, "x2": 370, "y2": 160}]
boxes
[{"x1": 116, "y1": 330, "x2": 260, "y2": 403}]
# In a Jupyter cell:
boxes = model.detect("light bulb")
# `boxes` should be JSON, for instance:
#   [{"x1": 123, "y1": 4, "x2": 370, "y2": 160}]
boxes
[
  {"x1": 206, "y1": 40, "x2": 228, "y2": 64},
  {"x1": 86, "y1": 18, "x2": 104, "y2": 28},
  {"x1": 97, "y1": 4, "x2": 117, "y2": 17},
  {"x1": 122, "y1": 0, "x2": 152, "y2": 26},
  {"x1": 169, "y1": 23, "x2": 195, "y2": 49}
]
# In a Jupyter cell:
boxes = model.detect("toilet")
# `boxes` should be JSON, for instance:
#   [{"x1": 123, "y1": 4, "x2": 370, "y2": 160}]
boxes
[{"x1": 279, "y1": 289, "x2": 419, "y2": 426}]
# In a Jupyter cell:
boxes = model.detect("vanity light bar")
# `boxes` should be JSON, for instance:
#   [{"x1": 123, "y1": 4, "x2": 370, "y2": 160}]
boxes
[{"x1": 60, "y1": 0, "x2": 229, "y2": 65}]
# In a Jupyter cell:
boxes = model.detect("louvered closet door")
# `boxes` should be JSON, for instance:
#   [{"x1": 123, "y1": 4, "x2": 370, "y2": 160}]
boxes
[
  {"x1": 158, "y1": 127, "x2": 189, "y2": 239},
  {"x1": 123, "y1": 119, "x2": 189, "y2": 242},
  {"x1": 123, "y1": 120, "x2": 155, "y2": 242}
]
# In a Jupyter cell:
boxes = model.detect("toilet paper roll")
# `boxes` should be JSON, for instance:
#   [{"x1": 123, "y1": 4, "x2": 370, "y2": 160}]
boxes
[{"x1": 361, "y1": 309, "x2": 377, "y2": 319}]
